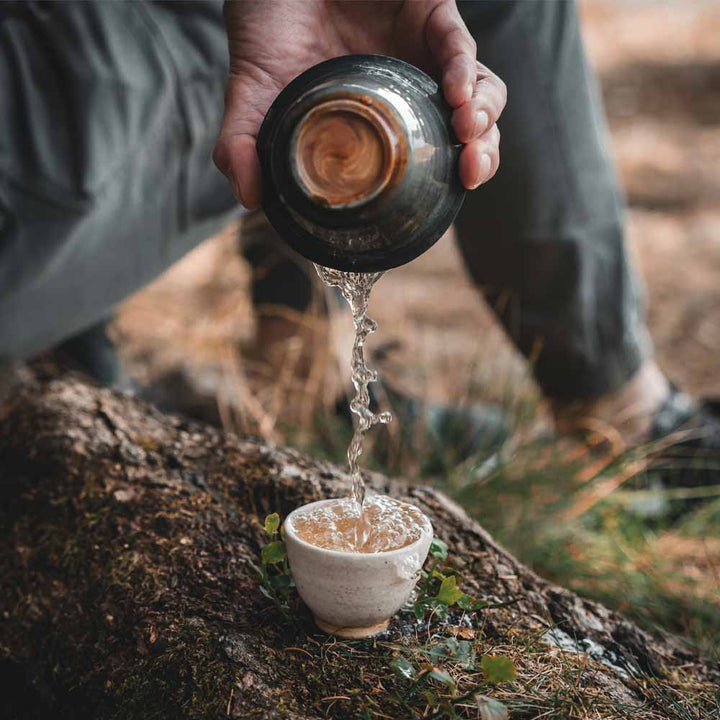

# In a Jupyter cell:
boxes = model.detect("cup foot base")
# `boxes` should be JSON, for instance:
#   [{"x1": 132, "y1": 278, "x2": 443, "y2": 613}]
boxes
[{"x1": 314, "y1": 617, "x2": 389, "y2": 639}]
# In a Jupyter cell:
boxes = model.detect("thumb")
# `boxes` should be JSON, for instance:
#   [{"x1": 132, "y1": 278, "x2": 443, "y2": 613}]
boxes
[{"x1": 213, "y1": 66, "x2": 282, "y2": 210}]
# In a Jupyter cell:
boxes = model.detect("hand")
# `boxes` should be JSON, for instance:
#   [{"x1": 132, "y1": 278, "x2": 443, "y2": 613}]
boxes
[{"x1": 213, "y1": 0, "x2": 506, "y2": 209}]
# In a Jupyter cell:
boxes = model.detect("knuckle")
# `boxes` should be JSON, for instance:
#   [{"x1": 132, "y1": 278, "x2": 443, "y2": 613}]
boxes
[
  {"x1": 478, "y1": 65, "x2": 507, "y2": 107},
  {"x1": 467, "y1": 35, "x2": 477, "y2": 58},
  {"x1": 444, "y1": 27, "x2": 475, "y2": 61},
  {"x1": 495, "y1": 76, "x2": 508, "y2": 104}
]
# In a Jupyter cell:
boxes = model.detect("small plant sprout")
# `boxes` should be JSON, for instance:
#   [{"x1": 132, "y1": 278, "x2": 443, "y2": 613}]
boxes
[
  {"x1": 411, "y1": 537, "x2": 489, "y2": 620},
  {"x1": 249, "y1": 513, "x2": 295, "y2": 619},
  {"x1": 389, "y1": 638, "x2": 517, "y2": 718}
]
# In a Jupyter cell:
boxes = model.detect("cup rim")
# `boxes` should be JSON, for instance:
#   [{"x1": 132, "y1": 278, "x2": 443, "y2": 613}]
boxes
[{"x1": 284, "y1": 497, "x2": 433, "y2": 559}]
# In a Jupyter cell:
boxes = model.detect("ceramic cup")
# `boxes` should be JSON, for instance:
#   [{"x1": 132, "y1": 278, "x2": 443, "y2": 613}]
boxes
[{"x1": 284, "y1": 498, "x2": 433, "y2": 638}]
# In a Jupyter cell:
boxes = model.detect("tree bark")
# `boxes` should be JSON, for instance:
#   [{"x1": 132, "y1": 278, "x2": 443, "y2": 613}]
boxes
[{"x1": 0, "y1": 365, "x2": 717, "y2": 720}]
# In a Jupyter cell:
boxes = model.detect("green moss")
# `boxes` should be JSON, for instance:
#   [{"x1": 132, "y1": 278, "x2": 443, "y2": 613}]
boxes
[{"x1": 109, "y1": 629, "x2": 235, "y2": 720}]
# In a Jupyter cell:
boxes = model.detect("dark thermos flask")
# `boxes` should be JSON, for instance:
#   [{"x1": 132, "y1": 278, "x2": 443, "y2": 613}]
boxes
[{"x1": 257, "y1": 55, "x2": 465, "y2": 273}]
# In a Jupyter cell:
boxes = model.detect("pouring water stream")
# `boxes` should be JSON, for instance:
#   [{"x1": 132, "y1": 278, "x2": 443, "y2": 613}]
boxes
[{"x1": 314, "y1": 265, "x2": 392, "y2": 546}]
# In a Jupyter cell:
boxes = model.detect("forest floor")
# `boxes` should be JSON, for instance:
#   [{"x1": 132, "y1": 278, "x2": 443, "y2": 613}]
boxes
[{"x1": 114, "y1": 1, "x2": 720, "y2": 661}]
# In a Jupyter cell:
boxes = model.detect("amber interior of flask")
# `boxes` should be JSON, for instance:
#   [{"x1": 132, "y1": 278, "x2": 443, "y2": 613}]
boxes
[{"x1": 292, "y1": 97, "x2": 406, "y2": 209}]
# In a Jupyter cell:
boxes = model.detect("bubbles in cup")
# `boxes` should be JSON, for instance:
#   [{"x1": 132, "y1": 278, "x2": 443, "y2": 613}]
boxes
[{"x1": 291, "y1": 496, "x2": 426, "y2": 553}]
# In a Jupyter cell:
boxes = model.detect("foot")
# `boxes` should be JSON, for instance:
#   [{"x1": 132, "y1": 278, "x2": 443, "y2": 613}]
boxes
[
  {"x1": 553, "y1": 360, "x2": 720, "y2": 507},
  {"x1": 552, "y1": 361, "x2": 670, "y2": 448},
  {"x1": 48, "y1": 319, "x2": 136, "y2": 393},
  {"x1": 646, "y1": 387, "x2": 720, "y2": 499}
]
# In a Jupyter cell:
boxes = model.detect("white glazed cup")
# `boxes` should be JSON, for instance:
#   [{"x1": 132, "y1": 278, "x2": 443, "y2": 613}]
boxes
[{"x1": 284, "y1": 498, "x2": 433, "y2": 638}]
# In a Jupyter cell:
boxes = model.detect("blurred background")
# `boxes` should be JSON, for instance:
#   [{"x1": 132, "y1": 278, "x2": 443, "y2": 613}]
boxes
[{"x1": 112, "y1": 1, "x2": 720, "y2": 659}]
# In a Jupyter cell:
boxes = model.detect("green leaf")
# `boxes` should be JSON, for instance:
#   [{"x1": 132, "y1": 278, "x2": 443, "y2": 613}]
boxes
[
  {"x1": 475, "y1": 695, "x2": 509, "y2": 720},
  {"x1": 264, "y1": 513, "x2": 280, "y2": 536},
  {"x1": 247, "y1": 558, "x2": 264, "y2": 577},
  {"x1": 481, "y1": 655, "x2": 517, "y2": 684},
  {"x1": 457, "y1": 594, "x2": 489, "y2": 611},
  {"x1": 412, "y1": 603, "x2": 426, "y2": 621},
  {"x1": 391, "y1": 657, "x2": 416, "y2": 680},
  {"x1": 430, "y1": 644, "x2": 445, "y2": 665},
  {"x1": 261, "y1": 540, "x2": 286, "y2": 565},
  {"x1": 270, "y1": 573, "x2": 294, "y2": 591},
  {"x1": 455, "y1": 640, "x2": 475, "y2": 669},
  {"x1": 429, "y1": 538, "x2": 448, "y2": 560},
  {"x1": 437, "y1": 576, "x2": 464, "y2": 606},
  {"x1": 427, "y1": 667, "x2": 456, "y2": 692}
]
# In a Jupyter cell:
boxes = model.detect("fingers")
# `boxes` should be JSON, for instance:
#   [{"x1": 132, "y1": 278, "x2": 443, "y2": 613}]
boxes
[
  {"x1": 451, "y1": 61, "x2": 507, "y2": 144},
  {"x1": 423, "y1": 1, "x2": 505, "y2": 189},
  {"x1": 213, "y1": 132, "x2": 262, "y2": 209},
  {"x1": 424, "y1": 0, "x2": 477, "y2": 107},
  {"x1": 213, "y1": 65, "x2": 282, "y2": 210},
  {"x1": 458, "y1": 123, "x2": 500, "y2": 190}
]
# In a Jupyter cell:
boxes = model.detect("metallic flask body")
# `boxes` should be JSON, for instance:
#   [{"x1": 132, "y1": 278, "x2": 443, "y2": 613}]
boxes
[{"x1": 257, "y1": 55, "x2": 465, "y2": 273}]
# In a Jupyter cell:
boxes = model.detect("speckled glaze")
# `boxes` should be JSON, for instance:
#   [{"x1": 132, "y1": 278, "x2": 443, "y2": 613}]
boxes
[
  {"x1": 257, "y1": 55, "x2": 465, "y2": 273},
  {"x1": 284, "y1": 498, "x2": 433, "y2": 638}
]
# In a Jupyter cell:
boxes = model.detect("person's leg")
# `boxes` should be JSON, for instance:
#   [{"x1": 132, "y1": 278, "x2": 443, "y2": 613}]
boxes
[
  {"x1": 0, "y1": 1, "x2": 238, "y2": 363},
  {"x1": 455, "y1": 0, "x2": 668, "y2": 442},
  {"x1": 239, "y1": 210, "x2": 348, "y2": 416},
  {"x1": 455, "y1": 2, "x2": 653, "y2": 393}
]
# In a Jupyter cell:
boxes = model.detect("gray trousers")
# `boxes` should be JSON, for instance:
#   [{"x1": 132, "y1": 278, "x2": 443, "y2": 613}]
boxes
[{"x1": 0, "y1": 1, "x2": 649, "y2": 400}]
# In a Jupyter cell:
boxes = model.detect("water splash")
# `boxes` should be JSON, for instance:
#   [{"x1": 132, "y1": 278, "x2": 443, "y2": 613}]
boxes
[
  {"x1": 291, "y1": 496, "x2": 424, "y2": 553},
  {"x1": 314, "y1": 265, "x2": 392, "y2": 543}
]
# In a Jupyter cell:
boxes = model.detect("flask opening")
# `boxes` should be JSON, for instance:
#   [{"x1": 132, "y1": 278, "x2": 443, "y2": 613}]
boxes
[{"x1": 291, "y1": 98, "x2": 404, "y2": 209}]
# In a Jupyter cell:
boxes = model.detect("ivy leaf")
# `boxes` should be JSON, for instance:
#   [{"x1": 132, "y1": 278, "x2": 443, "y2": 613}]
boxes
[
  {"x1": 475, "y1": 695, "x2": 509, "y2": 720},
  {"x1": 437, "y1": 576, "x2": 464, "y2": 606},
  {"x1": 429, "y1": 643, "x2": 446, "y2": 665},
  {"x1": 444, "y1": 637, "x2": 459, "y2": 656},
  {"x1": 270, "y1": 573, "x2": 294, "y2": 591},
  {"x1": 481, "y1": 656, "x2": 517, "y2": 684},
  {"x1": 391, "y1": 657, "x2": 416, "y2": 680},
  {"x1": 264, "y1": 513, "x2": 280, "y2": 536},
  {"x1": 457, "y1": 594, "x2": 489, "y2": 611},
  {"x1": 261, "y1": 540, "x2": 286, "y2": 565},
  {"x1": 455, "y1": 640, "x2": 475, "y2": 669},
  {"x1": 429, "y1": 538, "x2": 448, "y2": 560},
  {"x1": 427, "y1": 667, "x2": 456, "y2": 693}
]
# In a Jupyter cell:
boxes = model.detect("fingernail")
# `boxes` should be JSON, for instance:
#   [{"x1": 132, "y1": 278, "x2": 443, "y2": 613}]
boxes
[
  {"x1": 471, "y1": 153, "x2": 492, "y2": 189},
  {"x1": 475, "y1": 110, "x2": 489, "y2": 136}
]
